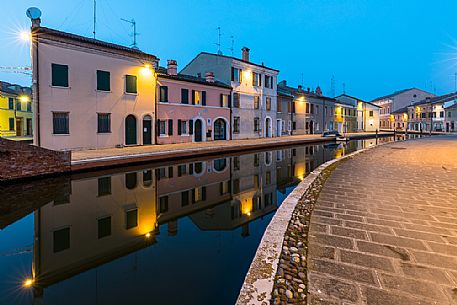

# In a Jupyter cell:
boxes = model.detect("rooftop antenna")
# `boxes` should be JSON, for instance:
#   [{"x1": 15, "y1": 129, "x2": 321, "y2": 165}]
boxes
[
  {"x1": 454, "y1": 72, "x2": 456, "y2": 92},
  {"x1": 229, "y1": 35, "x2": 234, "y2": 56},
  {"x1": 330, "y1": 75, "x2": 335, "y2": 97},
  {"x1": 93, "y1": 0, "x2": 96, "y2": 39},
  {"x1": 121, "y1": 18, "x2": 138, "y2": 49},
  {"x1": 342, "y1": 82, "x2": 346, "y2": 94},
  {"x1": 216, "y1": 27, "x2": 222, "y2": 55},
  {"x1": 301, "y1": 73, "x2": 304, "y2": 86}
]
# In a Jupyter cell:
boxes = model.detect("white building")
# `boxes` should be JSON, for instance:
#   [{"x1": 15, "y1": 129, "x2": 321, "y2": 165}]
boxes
[
  {"x1": 31, "y1": 20, "x2": 158, "y2": 151},
  {"x1": 181, "y1": 48, "x2": 279, "y2": 139},
  {"x1": 336, "y1": 94, "x2": 380, "y2": 132}
]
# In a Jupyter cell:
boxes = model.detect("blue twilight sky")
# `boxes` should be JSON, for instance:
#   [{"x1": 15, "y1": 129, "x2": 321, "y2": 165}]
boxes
[{"x1": 2, "y1": 0, "x2": 457, "y2": 100}]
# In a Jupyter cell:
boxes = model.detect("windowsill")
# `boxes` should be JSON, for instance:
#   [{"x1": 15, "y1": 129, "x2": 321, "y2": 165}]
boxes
[
  {"x1": 180, "y1": 134, "x2": 190, "y2": 137},
  {"x1": 125, "y1": 92, "x2": 138, "y2": 96},
  {"x1": 159, "y1": 134, "x2": 169, "y2": 138},
  {"x1": 52, "y1": 133, "x2": 70, "y2": 136},
  {"x1": 97, "y1": 132, "x2": 112, "y2": 134},
  {"x1": 50, "y1": 85, "x2": 70, "y2": 89},
  {"x1": 96, "y1": 90, "x2": 112, "y2": 93}
]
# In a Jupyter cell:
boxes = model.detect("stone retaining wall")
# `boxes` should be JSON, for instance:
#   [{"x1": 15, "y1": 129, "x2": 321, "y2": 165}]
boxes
[{"x1": 0, "y1": 137, "x2": 71, "y2": 182}]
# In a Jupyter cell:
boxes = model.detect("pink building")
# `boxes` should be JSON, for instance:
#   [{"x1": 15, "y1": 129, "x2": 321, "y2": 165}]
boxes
[{"x1": 156, "y1": 60, "x2": 232, "y2": 144}]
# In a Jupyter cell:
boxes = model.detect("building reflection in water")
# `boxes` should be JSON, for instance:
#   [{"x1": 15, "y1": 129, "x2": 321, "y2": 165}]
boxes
[{"x1": 0, "y1": 141, "x2": 386, "y2": 304}]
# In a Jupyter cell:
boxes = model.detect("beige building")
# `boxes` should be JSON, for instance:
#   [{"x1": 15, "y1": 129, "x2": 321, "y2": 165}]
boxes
[
  {"x1": 31, "y1": 22, "x2": 158, "y2": 150},
  {"x1": 445, "y1": 103, "x2": 457, "y2": 132},
  {"x1": 335, "y1": 94, "x2": 380, "y2": 132}
]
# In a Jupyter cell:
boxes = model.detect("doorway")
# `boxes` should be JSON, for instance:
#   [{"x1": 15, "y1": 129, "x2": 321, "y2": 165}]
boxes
[
  {"x1": 213, "y1": 118, "x2": 226, "y2": 140},
  {"x1": 143, "y1": 115, "x2": 152, "y2": 145},
  {"x1": 265, "y1": 118, "x2": 271, "y2": 137},
  {"x1": 125, "y1": 115, "x2": 137, "y2": 145},
  {"x1": 16, "y1": 118, "x2": 23, "y2": 136},
  {"x1": 26, "y1": 118, "x2": 32, "y2": 136},
  {"x1": 276, "y1": 119, "x2": 281, "y2": 137},
  {"x1": 194, "y1": 119, "x2": 203, "y2": 142},
  {"x1": 309, "y1": 120, "x2": 314, "y2": 134}
]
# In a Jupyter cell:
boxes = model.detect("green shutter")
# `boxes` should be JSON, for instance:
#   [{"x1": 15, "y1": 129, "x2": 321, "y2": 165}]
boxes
[
  {"x1": 168, "y1": 119, "x2": 173, "y2": 136},
  {"x1": 202, "y1": 91, "x2": 206, "y2": 106},
  {"x1": 52, "y1": 64, "x2": 69, "y2": 87},
  {"x1": 97, "y1": 70, "x2": 110, "y2": 91},
  {"x1": 125, "y1": 75, "x2": 137, "y2": 94},
  {"x1": 178, "y1": 119, "x2": 182, "y2": 135},
  {"x1": 181, "y1": 89, "x2": 189, "y2": 104},
  {"x1": 192, "y1": 90, "x2": 196, "y2": 105}
]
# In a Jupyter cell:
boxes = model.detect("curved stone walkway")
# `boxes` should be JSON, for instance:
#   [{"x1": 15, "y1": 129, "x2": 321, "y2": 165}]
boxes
[{"x1": 308, "y1": 136, "x2": 457, "y2": 305}]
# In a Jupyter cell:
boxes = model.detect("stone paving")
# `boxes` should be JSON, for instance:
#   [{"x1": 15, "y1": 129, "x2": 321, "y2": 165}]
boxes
[{"x1": 307, "y1": 136, "x2": 457, "y2": 305}]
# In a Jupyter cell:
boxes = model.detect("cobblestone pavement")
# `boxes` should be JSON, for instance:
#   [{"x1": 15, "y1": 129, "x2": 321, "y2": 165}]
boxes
[
  {"x1": 308, "y1": 136, "x2": 457, "y2": 305},
  {"x1": 71, "y1": 132, "x2": 389, "y2": 162}
]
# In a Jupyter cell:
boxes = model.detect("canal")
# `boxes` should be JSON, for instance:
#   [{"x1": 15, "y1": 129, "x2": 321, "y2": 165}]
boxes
[{"x1": 0, "y1": 136, "x2": 417, "y2": 305}]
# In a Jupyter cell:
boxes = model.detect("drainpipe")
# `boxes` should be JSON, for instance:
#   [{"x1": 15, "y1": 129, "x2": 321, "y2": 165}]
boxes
[{"x1": 32, "y1": 27, "x2": 41, "y2": 147}]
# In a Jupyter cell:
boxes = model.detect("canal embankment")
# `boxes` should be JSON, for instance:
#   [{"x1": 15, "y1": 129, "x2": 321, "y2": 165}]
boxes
[{"x1": 237, "y1": 135, "x2": 457, "y2": 305}]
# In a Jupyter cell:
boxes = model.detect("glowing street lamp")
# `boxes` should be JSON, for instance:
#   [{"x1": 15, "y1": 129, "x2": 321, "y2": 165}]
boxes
[
  {"x1": 19, "y1": 95, "x2": 30, "y2": 103},
  {"x1": 19, "y1": 31, "x2": 31, "y2": 42},
  {"x1": 23, "y1": 278, "x2": 34, "y2": 288}
]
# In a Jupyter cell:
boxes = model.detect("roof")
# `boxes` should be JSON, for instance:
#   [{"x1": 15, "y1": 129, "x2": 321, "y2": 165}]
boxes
[
  {"x1": 33, "y1": 27, "x2": 158, "y2": 62},
  {"x1": 335, "y1": 93, "x2": 366, "y2": 103},
  {"x1": 391, "y1": 106, "x2": 408, "y2": 114},
  {"x1": 277, "y1": 87, "x2": 294, "y2": 98},
  {"x1": 156, "y1": 67, "x2": 232, "y2": 89},
  {"x1": 184, "y1": 52, "x2": 279, "y2": 73},
  {"x1": 446, "y1": 102, "x2": 457, "y2": 110},
  {"x1": 370, "y1": 88, "x2": 433, "y2": 103},
  {"x1": 413, "y1": 92, "x2": 457, "y2": 106},
  {"x1": 0, "y1": 81, "x2": 31, "y2": 96},
  {"x1": 278, "y1": 83, "x2": 336, "y2": 102}
]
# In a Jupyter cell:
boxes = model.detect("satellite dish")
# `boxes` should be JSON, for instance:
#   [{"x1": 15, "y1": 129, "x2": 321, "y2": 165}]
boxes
[{"x1": 26, "y1": 7, "x2": 42, "y2": 20}]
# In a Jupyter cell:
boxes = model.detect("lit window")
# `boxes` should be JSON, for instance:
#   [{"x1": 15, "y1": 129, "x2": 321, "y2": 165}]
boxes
[{"x1": 220, "y1": 94, "x2": 228, "y2": 107}]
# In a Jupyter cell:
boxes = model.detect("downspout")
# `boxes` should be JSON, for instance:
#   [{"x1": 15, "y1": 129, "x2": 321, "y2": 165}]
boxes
[{"x1": 32, "y1": 27, "x2": 41, "y2": 147}]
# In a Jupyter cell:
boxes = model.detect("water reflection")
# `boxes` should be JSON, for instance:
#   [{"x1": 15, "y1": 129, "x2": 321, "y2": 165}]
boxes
[{"x1": 0, "y1": 136, "x2": 419, "y2": 305}]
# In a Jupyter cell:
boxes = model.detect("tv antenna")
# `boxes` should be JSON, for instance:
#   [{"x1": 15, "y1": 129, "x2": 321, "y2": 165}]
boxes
[
  {"x1": 121, "y1": 18, "x2": 139, "y2": 49},
  {"x1": 216, "y1": 27, "x2": 222, "y2": 55},
  {"x1": 229, "y1": 35, "x2": 234, "y2": 56},
  {"x1": 342, "y1": 82, "x2": 346, "y2": 94},
  {"x1": 330, "y1": 75, "x2": 335, "y2": 97},
  {"x1": 93, "y1": 0, "x2": 96, "y2": 38}
]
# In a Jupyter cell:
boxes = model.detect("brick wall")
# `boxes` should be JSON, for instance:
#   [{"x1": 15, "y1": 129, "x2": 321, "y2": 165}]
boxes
[{"x1": 0, "y1": 137, "x2": 71, "y2": 182}]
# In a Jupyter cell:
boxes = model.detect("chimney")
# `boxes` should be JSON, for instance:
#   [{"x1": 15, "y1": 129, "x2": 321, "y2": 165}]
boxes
[
  {"x1": 205, "y1": 72, "x2": 215, "y2": 83},
  {"x1": 167, "y1": 60, "x2": 178, "y2": 76},
  {"x1": 241, "y1": 47, "x2": 250, "y2": 62},
  {"x1": 32, "y1": 18, "x2": 41, "y2": 28},
  {"x1": 298, "y1": 85, "x2": 303, "y2": 91}
]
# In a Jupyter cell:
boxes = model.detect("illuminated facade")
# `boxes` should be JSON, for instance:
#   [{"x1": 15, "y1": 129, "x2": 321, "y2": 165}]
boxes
[
  {"x1": 181, "y1": 48, "x2": 279, "y2": 139},
  {"x1": 31, "y1": 22, "x2": 158, "y2": 150},
  {"x1": 0, "y1": 82, "x2": 33, "y2": 137},
  {"x1": 445, "y1": 103, "x2": 457, "y2": 132},
  {"x1": 371, "y1": 88, "x2": 434, "y2": 130},
  {"x1": 156, "y1": 61, "x2": 232, "y2": 144},
  {"x1": 391, "y1": 107, "x2": 408, "y2": 130},
  {"x1": 335, "y1": 94, "x2": 380, "y2": 132}
]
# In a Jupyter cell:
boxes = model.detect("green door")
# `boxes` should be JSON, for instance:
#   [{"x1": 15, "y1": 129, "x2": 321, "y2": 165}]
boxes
[{"x1": 125, "y1": 115, "x2": 137, "y2": 145}]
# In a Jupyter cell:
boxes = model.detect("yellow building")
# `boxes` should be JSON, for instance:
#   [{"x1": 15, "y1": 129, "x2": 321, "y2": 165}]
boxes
[{"x1": 0, "y1": 81, "x2": 33, "y2": 138}]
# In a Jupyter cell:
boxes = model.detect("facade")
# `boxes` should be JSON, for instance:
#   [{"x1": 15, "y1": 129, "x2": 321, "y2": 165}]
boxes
[
  {"x1": 31, "y1": 23, "x2": 158, "y2": 150},
  {"x1": 408, "y1": 92, "x2": 457, "y2": 132},
  {"x1": 391, "y1": 107, "x2": 408, "y2": 130},
  {"x1": 276, "y1": 88, "x2": 294, "y2": 136},
  {"x1": 180, "y1": 48, "x2": 279, "y2": 139},
  {"x1": 156, "y1": 61, "x2": 232, "y2": 144},
  {"x1": 445, "y1": 103, "x2": 457, "y2": 132},
  {"x1": 0, "y1": 81, "x2": 33, "y2": 138},
  {"x1": 278, "y1": 82, "x2": 335, "y2": 135},
  {"x1": 371, "y1": 88, "x2": 434, "y2": 130},
  {"x1": 335, "y1": 94, "x2": 380, "y2": 132}
]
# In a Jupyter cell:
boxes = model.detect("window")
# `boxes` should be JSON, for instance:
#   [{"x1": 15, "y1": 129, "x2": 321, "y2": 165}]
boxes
[
  {"x1": 265, "y1": 75, "x2": 273, "y2": 89},
  {"x1": 440, "y1": 111, "x2": 444, "y2": 118},
  {"x1": 125, "y1": 209, "x2": 138, "y2": 229},
  {"x1": 143, "y1": 170, "x2": 153, "y2": 187},
  {"x1": 311, "y1": 104, "x2": 314, "y2": 114},
  {"x1": 252, "y1": 72, "x2": 261, "y2": 86},
  {"x1": 201, "y1": 91, "x2": 207, "y2": 106},
  {"x1": 97, "y1": 113, "x2": 111, "y2": 133},
  {"x1": 193, "y1": 186, "x2": 206, "y2": 203},
  {"x1": 8, "y1": 118, "x2": 14, "y2": 131},
  {"x1": 53, "y1": 112, "x2": 69, "y2": 134},
  {"x1": 178, "y1": 164, "x2": 187, "y2": 176},
  {"x1": 98, "y1": 177, "x2": 111, "y2": 196},
  {"x1": 220, "y1": 181, "x2": 230, "y2": 195},
  {"x1": 27, "y1": 102, "x2": 32, "y2": 112},
  {"x1": 97, "y1": 70, "x2": 110, "y2": 91},
  {"x1": 168, "y1": 119, "x2": 173, "y2": 136},
  {"x1": 254, "y1": 96, "x2": 260, "y2": 109},
  {"x1": 159, "y1": 120, "x2": 166, "y2": 136},
  {"x1": 220, "y1": 94, "x2": 228, "y2": 107},
  {"x1": 292, "y1": 121, "x2": 296, "y2": 130},
  {"x1": 98, "y1": 216, "x2": 111, "y2": 239},
  {"x1": 254, "y1": 153, "x2": 260, "y2": 167},
  {"x1": 266, "y1": 171, "x2": 271, "y2": 184},
  {"x1": 254, "y1": 175, "x2": 259, "y2": 188},
  {"x1": 52, "y1": 63, "x2": 69, "y2": 87},
  {"x1": 369, "y1": 110, "x2": 374, "y2": 117},
  {"x1": 8, "y1": 98, "x2": 14, "y2": 109},
  {"x1": 159, "y1": 196, "x2": 168, "y2": 213},
  {"x1": 305, "y1": 103, "x2": 310, "y2": 114},
  {"x1": 125, "y1": 75, "x2": 137, "y2": 94},
  {"x1": 178, "y1": 119, "x2": 188, "y2": 135},
  {"x1": 233, "y1": 156, "x2": 240, "y2": 170},
  {"x1": 254, "y1": 117, "x2": 260, "y2": 132},
  {"x1": 231, "y1": 67, "x2": 241, "y2": 82},
  {"x1": 233, "y1": 179, "x2": 240, "y2": 194},
  {"x1": 277, "y1": 100, "x2": 282, "y2": 112},
  {"x1": 421, "y1": 113, "x2": 426, "y2": 119},
  {"x1": 125, "y1": 172, "x2": 137, "y2": 189},
  {"x1": 181, "y1": 88, "x2": 189, "y2": 104},
  {"x1": 233, "y1": 116, "x2": 240, "y2": 133},
  {"x1": 266, "y1": 97, "x2": 271, "y2": 111},
  {"x1": 16, "y1": 100, "x2": 22, "y2": 111},
  {"x1": 53, "y1": 227, "x2": 70, "y2": 253},
  {"x1": 233, "y1": 93, "x2": 240, "y2": 108},
  {"x1": 160, "y1": 86, "x2": 168, "y2": 102},
  {"x1": 181, "y1": 191, "x2": 190, "y2": 206}
]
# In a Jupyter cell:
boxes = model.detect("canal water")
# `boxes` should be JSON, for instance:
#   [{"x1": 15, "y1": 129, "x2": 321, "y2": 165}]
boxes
[{"x1": 0, "y1": 136, "x2": 418, "y2": 305}]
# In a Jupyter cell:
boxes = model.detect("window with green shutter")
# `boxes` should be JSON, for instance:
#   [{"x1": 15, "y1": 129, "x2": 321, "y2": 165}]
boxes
[
  {"x1": 97, "y1": 113, "x2": 111, "y2": 133},
  {"x1": 160, "y1": 86, "x2": 168, "y2": 102},
  {"x1": 97, "y1": 70, "x2": 110, "y2": 91},
  {"x1": 8, "y1": 98, "x2": 14, "y2": 109},
  {"x1": 9, "y1": 118, "x2": 14, "y2": 131},
  {"x1": 53, "y1": 112, "x2": 69, "y2": 134},
  {"x1": 125, "y1": 75, "x2": 137, "y2": 94},
  {"x1": 202, "y1": 91, "x2": 206, "y2": 106},
  {"x1": 97, "y1": 216, "x2": 111, "y2": 239},
  {"x1": 52, "y1": 63, "x2": 69, "y2": 87},
  {"x1": 181, "y1": 88, "x2": 189, "y2": 104},
  {"x1": 125, "y1": 209, "x2": 138, "y2": 229}
]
